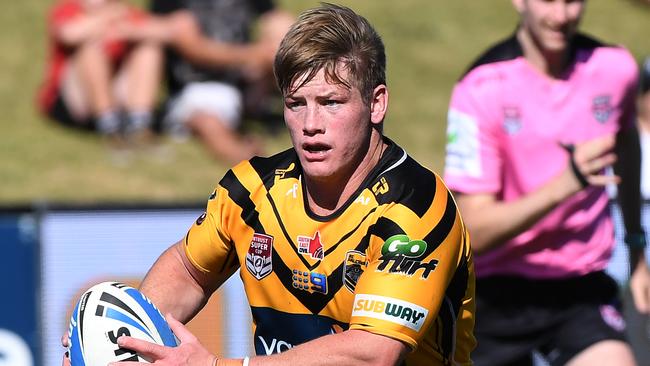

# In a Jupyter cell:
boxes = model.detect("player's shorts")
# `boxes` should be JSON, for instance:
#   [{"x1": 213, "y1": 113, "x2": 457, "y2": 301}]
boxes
[
  {"x1": 473, "y1": 271, "x2": 627, "y2": 366},
  {"x1": 162, "y1": 81, "x2": 243, "y2": 138}
]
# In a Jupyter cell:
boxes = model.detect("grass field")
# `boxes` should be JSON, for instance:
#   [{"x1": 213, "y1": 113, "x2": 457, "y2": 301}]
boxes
[{"x1": 1, "y1": 0, "x2": 649, "y2": 204}]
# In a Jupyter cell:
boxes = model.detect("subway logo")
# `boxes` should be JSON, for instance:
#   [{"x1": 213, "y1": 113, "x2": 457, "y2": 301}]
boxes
[{"x1": 351, "y1": 294, "x2": 428, "y2": 332}]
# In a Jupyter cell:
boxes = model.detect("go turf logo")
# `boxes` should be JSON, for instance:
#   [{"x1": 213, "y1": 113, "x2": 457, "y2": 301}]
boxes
[
  {"x1": 352, "y1": 294, "x2": 428, "y2": 331},
  {"x1": 377, "y1": 235, "x2": 438, "y2": 279},
  {"x1": 381, "y1": 235, "x2": 427, "y2": 257}
]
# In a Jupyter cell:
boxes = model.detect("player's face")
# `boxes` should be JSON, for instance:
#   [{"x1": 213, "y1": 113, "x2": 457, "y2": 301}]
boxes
[
  {"x1": 514, "y1": 0, "x2": 585, "y2": 53},
  {"x1": 283, "y1": 65, "x2": 385, "y2": 184}
]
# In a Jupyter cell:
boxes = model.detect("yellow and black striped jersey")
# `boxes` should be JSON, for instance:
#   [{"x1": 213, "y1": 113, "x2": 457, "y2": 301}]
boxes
[{"x1": 184, "y1": 138, "x2": 476, "y2": 365}]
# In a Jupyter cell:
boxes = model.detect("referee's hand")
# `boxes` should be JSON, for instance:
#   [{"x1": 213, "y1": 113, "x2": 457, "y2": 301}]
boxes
[{"x1": 561, "y1": 134, "x2": 618, "y2": 193}]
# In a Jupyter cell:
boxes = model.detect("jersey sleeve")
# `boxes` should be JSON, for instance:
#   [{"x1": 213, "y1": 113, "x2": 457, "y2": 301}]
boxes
[
  {"x1": 443, "y1": 71, "x2": 503, "y2": 194},
  {"x1": 349, "y1": 175, "x2": 472, "y2": 350},
  {"x1": 183, "y1": 185, "x2": 239, "y2": 276}
]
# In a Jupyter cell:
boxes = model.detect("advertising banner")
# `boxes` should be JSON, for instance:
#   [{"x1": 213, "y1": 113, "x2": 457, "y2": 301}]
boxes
[{"x1": 0, "y1": 213, "x2": 39, "y2": 366}]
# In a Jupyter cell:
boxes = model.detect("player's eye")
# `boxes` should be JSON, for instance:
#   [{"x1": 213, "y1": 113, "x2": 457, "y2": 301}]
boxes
[
  {"x1": 285, "y1": 100, "x2": 304, "y2": 110},
  {"x1": 324, "y1": 99, "x2": 340, "y2": 106}
]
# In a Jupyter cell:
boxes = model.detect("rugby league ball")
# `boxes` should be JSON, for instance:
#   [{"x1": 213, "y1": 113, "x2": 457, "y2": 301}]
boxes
[{"x1": 68, "y1": 281, "x2": 178, "y2": 365}]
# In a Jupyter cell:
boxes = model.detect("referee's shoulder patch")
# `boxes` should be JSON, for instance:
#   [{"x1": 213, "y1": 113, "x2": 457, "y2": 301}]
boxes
[{"x1": 445, "y1": 109, "x2": 481, "y2": 178}]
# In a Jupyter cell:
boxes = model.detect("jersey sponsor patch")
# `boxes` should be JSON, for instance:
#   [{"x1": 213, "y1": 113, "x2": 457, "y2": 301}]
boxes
[
  {"x1": 297, "y1": 232, "x2": 324, "y2": 260},
  {"x1": 376, "y1": 235, "x2": 438, "y2": 279},
  {"x1": 246, "y1": 233, "x2": 274, "y2": 280},
  {"x1": 275, "y1": 162, "x2": 296, "y2": 179},
  {"x1": 372, "y1": 177, "x2": 390, "y2": 196},
  {"x1": 445, "y1": 108, "x2": 481, "y2": 177},
  {"x1": 352, "y1": 294, "x2": 428, "y2": 332},
  {"x1": 251, "y1": 307, "x2": 349, "y2": 355},
  {"x1": 292, "y1": 269, "x2": 327, "y2": 294}
]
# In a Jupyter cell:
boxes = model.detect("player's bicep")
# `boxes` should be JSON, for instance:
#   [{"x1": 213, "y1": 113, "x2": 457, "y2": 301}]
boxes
[
  {"x1": 184, "y1": 187, "x2": 239, "y2": 278},
  {"x1": 176, "y1": 241, "x2": 230, "y2": 294}
]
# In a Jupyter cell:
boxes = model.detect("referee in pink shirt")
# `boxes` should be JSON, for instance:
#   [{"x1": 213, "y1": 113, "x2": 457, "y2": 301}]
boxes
[{"x1": 443, "y1": 1, "x2": 649, "y2": 365}]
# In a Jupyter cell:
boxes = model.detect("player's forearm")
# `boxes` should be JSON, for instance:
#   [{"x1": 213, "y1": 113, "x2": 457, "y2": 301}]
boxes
[
  {"x1": 176, "y1": 37, "x2": 256, "y2": 69},
  {"x1": 457, "y1": 171, "x2": 575, "y2": 254},
  {"x1": 56, "y1": 3, "x2": 128, "y2": 46},
  {"x1": 138, "y1": 241, "x2": 210, "y2": 323},
  {"x1": 242, "y1": 330, "x2": 407, "y2": 366},
  {"x1": 56, "y1": 16, "x2": 111, "y2": 45}
]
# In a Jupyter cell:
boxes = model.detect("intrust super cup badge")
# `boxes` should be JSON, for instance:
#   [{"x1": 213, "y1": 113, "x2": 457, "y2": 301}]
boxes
[{"x1": 246, "y1": 233, "x2": 274, "y2": 280}]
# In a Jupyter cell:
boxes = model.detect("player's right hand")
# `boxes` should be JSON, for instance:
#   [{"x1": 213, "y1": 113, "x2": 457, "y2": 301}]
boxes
[{"x1": 109, "y1": 314, "x2": 216, "y2": 366}]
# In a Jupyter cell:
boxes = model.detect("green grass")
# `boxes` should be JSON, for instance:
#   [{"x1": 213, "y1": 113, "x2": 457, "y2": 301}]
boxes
[{"x1": 1, "y1": 0, "x2": 648, "y2": 204}]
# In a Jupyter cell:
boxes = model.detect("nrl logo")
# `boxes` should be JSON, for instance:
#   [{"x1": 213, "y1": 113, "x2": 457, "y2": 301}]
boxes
[
  {"x1": 502, "y1": 106, "x2": 522, "y2": 135},
  {"x1": 592, "y1": 95, "x2": 612, "y2": 123}
]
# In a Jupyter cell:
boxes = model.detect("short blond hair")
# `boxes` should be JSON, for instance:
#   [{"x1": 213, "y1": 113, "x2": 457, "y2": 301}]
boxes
[{"x1": 274, "y1": 3, "x2": 386, "y2": 105}]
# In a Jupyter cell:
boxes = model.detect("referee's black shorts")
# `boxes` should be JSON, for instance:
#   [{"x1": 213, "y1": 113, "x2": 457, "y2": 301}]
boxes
[{"x1": 473, "y1": 271, "x2": 627, "y2": 366}]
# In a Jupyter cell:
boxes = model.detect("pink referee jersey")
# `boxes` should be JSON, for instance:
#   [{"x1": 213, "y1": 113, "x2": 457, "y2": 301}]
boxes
[{"x1": 444, "y1": 34, "x2": 638, "y2": 279}]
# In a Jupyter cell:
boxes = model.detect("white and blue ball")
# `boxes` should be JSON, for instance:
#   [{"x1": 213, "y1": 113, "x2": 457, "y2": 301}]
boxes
[{"x1": 68, "y1": 281, "x2": 177, "y2": 365}]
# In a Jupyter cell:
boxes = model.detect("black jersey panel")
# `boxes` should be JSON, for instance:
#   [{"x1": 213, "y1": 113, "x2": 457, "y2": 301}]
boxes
[
  {"x1": 375, "y1": 155, "x2": 438, "y2": 218},
  {"x1": 421, "y1": 192, "x2": 458, "y2": 255},
  {"x1": 220, "y1": 169, "x2": 264, "y2": 233}
]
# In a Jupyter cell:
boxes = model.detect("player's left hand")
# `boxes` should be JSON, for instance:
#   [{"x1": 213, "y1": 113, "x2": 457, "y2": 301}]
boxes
[{"x1": 109, "y1": 314, "x2": 216, "y2": 366}]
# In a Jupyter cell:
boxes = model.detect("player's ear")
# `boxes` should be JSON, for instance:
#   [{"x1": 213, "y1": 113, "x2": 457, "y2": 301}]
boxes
[{"x1": 370, "y1": 84, "x2": 388, "y2": 125}]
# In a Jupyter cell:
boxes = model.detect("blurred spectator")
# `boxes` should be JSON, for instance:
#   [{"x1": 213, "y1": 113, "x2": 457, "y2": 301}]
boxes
[
  {"x1": 443, "y1": 0, "x2": 648, "y2": 365},
  {"x1": 604, "y1": 56, "x2": 650, "y2": 366},
  {"x1": 639, "y1": 57, "x2": 650, "y2": 200},
  {"x1": 608, "y1": 56, "x2": 650, "y2": 205},
  {"x1": 121, "y1": 0, "x2": 293, "y2": 165},
  {"x1": 36, "y1": 0, "x2": 162, "y2": 145}
]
